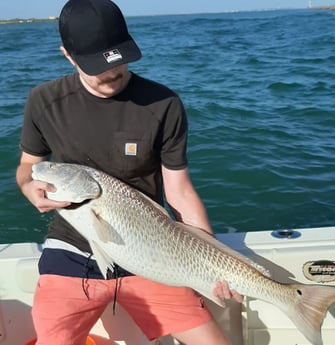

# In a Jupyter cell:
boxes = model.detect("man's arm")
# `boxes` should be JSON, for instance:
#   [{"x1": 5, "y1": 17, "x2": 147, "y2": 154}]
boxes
[
  {"x1": 162, "y1": 165, "x2": 243, "y2": 303},
  {"x1": 162, "y1": 165, "x2": 212, "y2": 233}
]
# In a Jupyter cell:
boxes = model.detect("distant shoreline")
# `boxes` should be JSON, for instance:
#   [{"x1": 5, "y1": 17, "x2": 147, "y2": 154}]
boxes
[
  {"x1": 0, "y1": 17, "x2": 58, "y2": 25},
  {"x1": 311, "y1": 6, "x2": 335, "y2": 10},
  {"x1": 1, "y1": 6, "x2": 335, "y2": 25}
]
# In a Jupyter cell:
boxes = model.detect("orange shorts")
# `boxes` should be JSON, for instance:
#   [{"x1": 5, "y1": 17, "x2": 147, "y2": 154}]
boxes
[{"x1": 32, "y1": 274, "x2": 212, "y2": 345}]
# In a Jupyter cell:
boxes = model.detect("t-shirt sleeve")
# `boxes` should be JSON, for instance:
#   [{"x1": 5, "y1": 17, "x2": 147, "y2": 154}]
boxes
[
  {"x1": 160, "y1": 96, "x2": 188, "y2": 170},
  {"x1": 19, "y1": 88, "x2": 51, "y2": 157}
]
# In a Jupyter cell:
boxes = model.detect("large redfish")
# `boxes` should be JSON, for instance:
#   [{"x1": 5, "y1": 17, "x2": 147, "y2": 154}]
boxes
[{"x1": 32, "y1": 161, "x2": 335, "y2": 345}]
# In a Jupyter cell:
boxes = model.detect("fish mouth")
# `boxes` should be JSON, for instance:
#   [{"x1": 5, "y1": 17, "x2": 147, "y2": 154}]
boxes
[{"x1": 64, "y1": 198, "x2": 92, "y2": 209}]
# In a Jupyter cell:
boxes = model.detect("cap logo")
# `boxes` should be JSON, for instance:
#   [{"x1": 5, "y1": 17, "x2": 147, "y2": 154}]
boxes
[
  {"x1": 103, "y1": 49, "x2": 123, "y2": 63},
  {"x1": 125, "y1": 143, "x2": 137, "y2": 156}
]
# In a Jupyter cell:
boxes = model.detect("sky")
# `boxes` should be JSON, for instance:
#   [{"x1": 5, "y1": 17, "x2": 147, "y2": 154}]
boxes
[{"x1": 0, "y1": 0, "x2": 331, "y2": 20}]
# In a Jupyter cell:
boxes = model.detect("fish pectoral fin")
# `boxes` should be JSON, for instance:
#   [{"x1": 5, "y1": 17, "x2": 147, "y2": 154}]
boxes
[
  {"x1": 89, "y1": 240, "x2": 115, "y2": 279},
  {"x1": 91, "y1": 210, "x2": 125, "y2": 245}
]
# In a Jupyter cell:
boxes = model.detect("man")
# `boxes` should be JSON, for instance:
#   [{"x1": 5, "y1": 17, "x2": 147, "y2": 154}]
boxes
[{"x1": 16, "y1": 0, "x2": 242, "y2": 344}]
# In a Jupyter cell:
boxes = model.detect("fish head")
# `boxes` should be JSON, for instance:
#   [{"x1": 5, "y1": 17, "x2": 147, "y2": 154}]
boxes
[{"x1": 32, "y1": 161, "x2": 101, "y2": 203}]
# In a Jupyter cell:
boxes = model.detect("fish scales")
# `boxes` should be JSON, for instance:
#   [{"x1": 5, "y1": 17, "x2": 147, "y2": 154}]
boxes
[
  {"x1": 95, "y1": 173, "x2": 261, "y2": 290},
  {"x1": 96, "y1": 175, "x2": 265, "y2": 295}
]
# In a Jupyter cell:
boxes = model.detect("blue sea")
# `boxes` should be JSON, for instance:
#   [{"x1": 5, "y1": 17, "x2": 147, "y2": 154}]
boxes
[{"x1": 1, "y1": 9, "x2": 335, "y2": 244}]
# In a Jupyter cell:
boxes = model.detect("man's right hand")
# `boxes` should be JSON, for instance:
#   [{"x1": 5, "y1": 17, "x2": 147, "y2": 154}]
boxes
[
  {"x1": 16, "y1": 153, "x2": 71, "y2": 213},
  {"x1": 22, "y1": 179, "x2": 71, "y2": 213}
]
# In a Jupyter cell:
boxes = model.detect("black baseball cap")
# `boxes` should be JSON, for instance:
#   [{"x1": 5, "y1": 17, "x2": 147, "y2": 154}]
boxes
[{"x1": 59, "y1": 0, "x2": 142, "y2": 75}]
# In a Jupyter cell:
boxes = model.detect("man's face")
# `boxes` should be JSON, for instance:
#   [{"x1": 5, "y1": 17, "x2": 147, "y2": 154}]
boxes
[
  {"x1": 77, "y1": 63, "x2": 131, "y2": 98},
  {"x1": 61, "y1": 46, "x2": 131, "y2": 98}
]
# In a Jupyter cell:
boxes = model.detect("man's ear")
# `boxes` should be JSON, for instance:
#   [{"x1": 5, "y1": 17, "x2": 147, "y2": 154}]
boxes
[{"x1": 60, "y1": 46, "x2": 76, "y2": 67}]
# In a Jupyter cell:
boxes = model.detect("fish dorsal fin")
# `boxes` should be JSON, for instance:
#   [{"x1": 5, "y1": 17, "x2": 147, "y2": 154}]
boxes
[{"x1": 178, "y1": 222, "x2": 270, "y2": 277}]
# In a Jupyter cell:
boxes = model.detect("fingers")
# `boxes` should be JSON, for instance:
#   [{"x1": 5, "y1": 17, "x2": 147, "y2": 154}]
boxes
[
  {"x1": 24, "y1": 180, "x2": 71, "y2": 213},
  {"x1": 36, "y1": 199, "x2": 71, "y2": 213},
  {"x1": 214, "y1": 281, "x2": 231, "y2": 300},
  {"x1": 231, "y1": 289, "x2": 244, "y2": 303},
  {"x1": 213, "y1": 281, "x2": 244, "y2": 305}
]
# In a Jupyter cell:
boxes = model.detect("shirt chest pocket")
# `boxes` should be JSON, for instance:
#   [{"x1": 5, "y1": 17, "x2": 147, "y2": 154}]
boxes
[{"x1": 109, "y1": 132, "x2": 159, "y2": 178}]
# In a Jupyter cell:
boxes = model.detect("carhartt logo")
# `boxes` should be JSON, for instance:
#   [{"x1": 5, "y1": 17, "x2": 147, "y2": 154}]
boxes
[
  {"x1": 125, "y1": 143, "x2": 137, "y2": 156},
  {"x1": 103, "y1": 49, "x2": 122, "y2": 63}
]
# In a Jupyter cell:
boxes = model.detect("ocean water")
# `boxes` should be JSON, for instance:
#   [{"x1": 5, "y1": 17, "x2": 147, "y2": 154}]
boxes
[{"x1": 1, "y1": 9, "x2": 335, "y2": 244}]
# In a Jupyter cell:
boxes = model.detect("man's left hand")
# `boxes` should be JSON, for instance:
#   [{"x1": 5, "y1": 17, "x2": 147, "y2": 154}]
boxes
[{"x1": 213, "y1": 281, "x2": 244, "y2": 305}]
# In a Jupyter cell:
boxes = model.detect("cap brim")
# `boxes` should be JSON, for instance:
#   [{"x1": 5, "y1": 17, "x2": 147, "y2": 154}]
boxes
[{"x1": 73, "y1": 38, "x2": 142, "y2": 76}]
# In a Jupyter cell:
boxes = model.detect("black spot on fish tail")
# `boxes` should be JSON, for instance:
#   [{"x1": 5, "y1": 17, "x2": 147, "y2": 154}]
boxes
[{"x1": 286, "y1": 283, "x2": 335, "y2": 345}]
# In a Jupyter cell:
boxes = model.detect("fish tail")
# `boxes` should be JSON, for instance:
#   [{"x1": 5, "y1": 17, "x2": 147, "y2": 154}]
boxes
[{"x1": 286, "y1": 283, "x2": 335, "y2": 345}]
